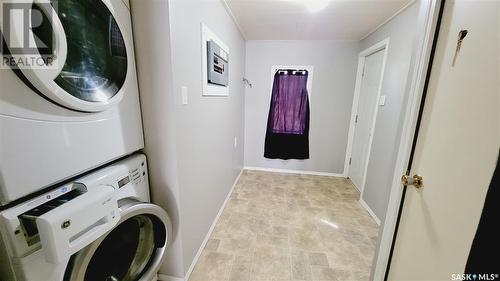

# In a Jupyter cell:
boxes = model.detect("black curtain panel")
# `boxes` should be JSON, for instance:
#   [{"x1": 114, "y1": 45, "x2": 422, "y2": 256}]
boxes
[
  {"x1": 465, "y1": 151, "x2": 500, "y2": 274},
  {"x1": 264, "y1": 69, "x2": 310, "y2": 160}
]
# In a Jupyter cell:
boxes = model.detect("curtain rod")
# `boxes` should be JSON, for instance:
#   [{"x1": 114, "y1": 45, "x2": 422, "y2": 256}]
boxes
[{"x1": 276, "y1": 69, "x2": 308, "y2": 75}]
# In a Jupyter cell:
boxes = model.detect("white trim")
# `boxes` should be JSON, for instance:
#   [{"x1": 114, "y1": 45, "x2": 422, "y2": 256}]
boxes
[
  {"x1": 181, "y1": 169, "x2": 243, "y2": 281},
  {"x1": 244, "y1": 166, "x2": 345, "y2": 178},
  {"x1": 360, "y1": 0, "x2": 417, "y2": 41},
  {"x1": 359, "y1": 40, "x2": 390, "y2": 197},
  {"x1": 372, "y1": 1, "x2": 441, "y2": 280},
  {"x1": 344, "y1": 38, "x2": 390, "y2": 196},
  {"x1": 359, "y1": 199, "x2": 381, "y2": 226},
  {"x1": 220, "y1": 0, "x2": 247, "y2": 40},
  {"x1": 343, "y1": 57, "x2": 364, "y2": 177},
  {"x1": 157, "y1": 274, "x2": 184, "y2": 281}
]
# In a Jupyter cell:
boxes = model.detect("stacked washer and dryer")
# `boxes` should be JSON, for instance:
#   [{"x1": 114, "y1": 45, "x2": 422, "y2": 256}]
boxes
[{"x1": 0, "y1": 0, "x2": 171, "y2": 280}]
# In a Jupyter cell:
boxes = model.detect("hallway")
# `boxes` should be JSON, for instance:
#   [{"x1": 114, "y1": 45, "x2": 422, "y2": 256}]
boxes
[{"x1": 189, "y1": 170, "x2": 379, "y2": 281}]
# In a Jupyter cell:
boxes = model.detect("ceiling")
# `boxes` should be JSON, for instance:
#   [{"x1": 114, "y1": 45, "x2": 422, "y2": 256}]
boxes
[{"x1": 224, "y1": 0, "x2": 414, "y2": 40}]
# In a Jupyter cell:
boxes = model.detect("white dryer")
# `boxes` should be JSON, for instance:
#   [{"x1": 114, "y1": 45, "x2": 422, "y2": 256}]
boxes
[
  {"x1": 0, "y1": 154, "x2": 172, "y2": 281},
  {"x1": 0, "y1": 0, "x2": 144, "y2": 205}
]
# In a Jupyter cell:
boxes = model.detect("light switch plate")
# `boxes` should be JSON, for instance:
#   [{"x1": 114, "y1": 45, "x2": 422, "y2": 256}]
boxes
[
  {"x1": 181, "y1": 86, "x2": 188, "y2": 105},
  {"x1": 379, "y1": 95, "x2": 386, "y2": 106}
]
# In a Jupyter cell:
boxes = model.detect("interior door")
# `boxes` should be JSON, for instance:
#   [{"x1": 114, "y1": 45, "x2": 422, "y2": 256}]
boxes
[
  {"x1": 388, "y1": 0, "x2": 500, "y2": 279},
  {"x1": 349, "y1": 49, "x2": 385, "y2": 190}
]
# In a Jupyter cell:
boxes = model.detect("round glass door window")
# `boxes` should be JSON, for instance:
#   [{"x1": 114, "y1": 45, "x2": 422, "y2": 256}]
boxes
[
  {"x1": 68, "y1": 215, "x2": 161, "y2": 281},
  {"x1": 33, "y1": 0, "x2": 127, "y2": 103}
]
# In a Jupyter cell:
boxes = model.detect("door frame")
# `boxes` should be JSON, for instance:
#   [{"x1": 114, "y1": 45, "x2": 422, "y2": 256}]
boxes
[
  {"x1": 344, "y1": 38, "x2": 390, "y2": 194},
  {"x1": 371, "y1": 0, "x2": 444, "y2": 280}
]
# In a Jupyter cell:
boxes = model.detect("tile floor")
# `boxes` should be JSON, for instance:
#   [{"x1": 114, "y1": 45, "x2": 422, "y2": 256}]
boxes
[{"x1": 188, "y1": 170, "x2": 379, "y2": 281}]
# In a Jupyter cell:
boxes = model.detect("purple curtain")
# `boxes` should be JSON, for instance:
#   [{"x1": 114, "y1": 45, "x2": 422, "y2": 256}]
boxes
[
  {"x1": 269, "y1": 73, "x2": 309, "y2": 134},
  {"x1": 264, "y1": 70, "x2": 310, "y2": 160}
]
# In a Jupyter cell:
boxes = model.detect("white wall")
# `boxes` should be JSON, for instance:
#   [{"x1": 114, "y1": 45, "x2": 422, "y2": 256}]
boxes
[
  {"x1": 131, "y1": 0, "x2": 245, "y2": 278},
  {"x1": 360, "y1": 2, "x2": 420, "y2": 222},
  {"x1": 244, "y1": 40, "x2": 359, "y2": 174}
]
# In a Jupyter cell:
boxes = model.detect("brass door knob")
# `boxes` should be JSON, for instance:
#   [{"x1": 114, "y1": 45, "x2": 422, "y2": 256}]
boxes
[{"x1": 401, "y1": 174, "x2": 424, "y2": 188}]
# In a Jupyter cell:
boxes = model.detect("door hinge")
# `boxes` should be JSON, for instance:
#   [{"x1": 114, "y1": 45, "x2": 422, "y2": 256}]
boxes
[
  {"x1": 355, "y1": 114, "x2": 359, "y2": 124},
  {"x1": 349, "y1": 157, "x2": 352, "y2": 165}
]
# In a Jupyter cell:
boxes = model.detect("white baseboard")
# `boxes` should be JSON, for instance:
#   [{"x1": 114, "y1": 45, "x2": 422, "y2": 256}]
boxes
[
  {"x1": 157, "y1": 274, "x2": 184, "y2": 281},
  {"x1": 158, "y1": 169, "x2": 244, "y2": 281},
  {"x1": 359, "y1": 198, "x2": 381, "y2": 225},
  {"x1": 244, "y1": 166, "x2": 345, "y2": 178}
]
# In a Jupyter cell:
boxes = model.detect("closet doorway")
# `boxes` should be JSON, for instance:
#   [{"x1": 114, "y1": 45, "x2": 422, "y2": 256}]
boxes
[{"x1": 346, "y1": 39, "x2": 389, "y2": 192}]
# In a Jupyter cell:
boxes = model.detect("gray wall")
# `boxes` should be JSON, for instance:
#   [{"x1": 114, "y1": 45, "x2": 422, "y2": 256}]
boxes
[
  {"x1": 131, "y1": 0, "x2": 245, "y2": 278},
  {"x1": 360, "y1": 2, "x2": 420, "y2": 222},
  {"x1": 244, "y1": 40, "x2": 359, "y2": 174},
  {"x1": 169, "y1": 0, "x2": 245, "y2": 276}
]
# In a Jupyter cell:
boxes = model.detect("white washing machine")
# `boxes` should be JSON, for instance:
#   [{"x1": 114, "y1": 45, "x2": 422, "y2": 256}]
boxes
[
  {"x1": 0, "y1": 154, "x2": 172, "y2": 281},
  {"x1": 0, "y1": 0, "x2": 144, "y2": 205}
]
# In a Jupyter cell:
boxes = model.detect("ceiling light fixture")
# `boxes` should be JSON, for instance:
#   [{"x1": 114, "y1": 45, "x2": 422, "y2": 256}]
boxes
[
  {"x1": 280, "y1": 0, "x2": 331, "y2": 13},
  {"x1": 303, "y1": 0, "x2": 331, "y2": 13}
]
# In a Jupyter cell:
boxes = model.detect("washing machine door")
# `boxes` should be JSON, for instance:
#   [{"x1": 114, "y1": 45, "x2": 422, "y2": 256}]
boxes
[
  {"x1": 1, "y1": 0, "x2": 131, "y2": 112},
  {"x1": 64, "y1": 202, "x2": 172, "y2": 281}
]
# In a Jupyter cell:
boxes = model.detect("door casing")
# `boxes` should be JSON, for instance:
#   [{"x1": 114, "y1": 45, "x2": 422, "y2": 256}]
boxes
[{"x1": 345, "y1": 39, "x2": 389, "y2": 201}]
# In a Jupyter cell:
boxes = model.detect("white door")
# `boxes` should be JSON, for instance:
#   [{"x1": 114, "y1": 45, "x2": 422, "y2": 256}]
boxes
[
  {"x1": 349, "y1": 49, "x2": 385, "y2": 190},
  {"x1": 388, "y1": 0, "x2": 500, "y2": 279}
]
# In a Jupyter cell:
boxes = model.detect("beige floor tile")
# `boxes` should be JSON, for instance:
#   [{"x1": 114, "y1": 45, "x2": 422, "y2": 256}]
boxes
[
  {"x1": 189, "y1": 251, "x2": 234, "y2": 281},
  {"x1": 226, "y1": 198, "x2": 251, "y2": 213},
  {"x1": 289, "y1": 227, "x2": 324, "y2": 252},
  {"x1": 252, "y1": 277, "x2": 292, "y2": 281},
  {"x1": 326, "y1": 251, "x2": 367, "y2": 271},
  {"x1": 267, "y1": 225, "x2": 289, "y2": 237},
  {"x1": 256, "y1": 234, "x2": 289, "y2": 249},
  {"x1": 188, "y1": 171, "x2": 379, "y2": 281},
  {"x1": 205, "y1": 238, "x2": 221, "y2": 251},
  {"x1": 229, "y1": 255, "x2": 253, "y2": 281},
  {"x1": 311, "y1": 266, "x2": 353, "y2": 281},
  {"x1": 349, "y1": 270, "x2": 370, "y2": 281},
  {"x1": 218, "y1": 234, "x2": 257, "y2": 256},
  {"x1": 252, "y1": 246, "x2": 292, "y2": 279},
  {"x1": 291, "y1": 250, "x2": 312, "y2": 281},
  {"x1": 308, "y1": 252, "x2": 329, "y2": 267}
]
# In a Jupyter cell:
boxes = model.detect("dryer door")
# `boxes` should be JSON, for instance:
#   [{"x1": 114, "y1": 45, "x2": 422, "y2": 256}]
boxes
[
  {"x1": 64, "y1": 202, "x2": 172, "y2": 281},
  {"x1": 1, "y1": 0, "x2": 131, "y2": 112}
]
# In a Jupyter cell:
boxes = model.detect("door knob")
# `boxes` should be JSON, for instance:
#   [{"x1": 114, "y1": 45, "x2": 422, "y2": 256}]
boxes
[{"x1": 401, "y1": 173, "x2": 424, "y2": 188}]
